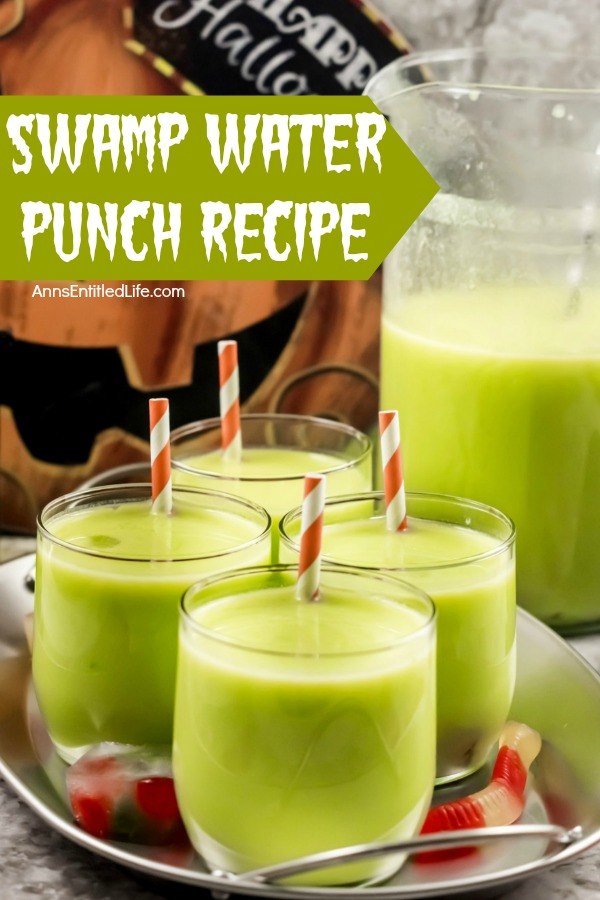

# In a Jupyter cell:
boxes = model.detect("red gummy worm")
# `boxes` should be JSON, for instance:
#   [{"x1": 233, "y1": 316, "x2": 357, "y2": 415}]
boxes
[
  {"x1": 416, "y1": 722, "x2": 542, "y2": 865},
  {"x1": 492, "y1": 746, "x2": 527, "y2": 796},
  {"x1": 418, "y1": 797, "x2": 485, "y2": 863}
]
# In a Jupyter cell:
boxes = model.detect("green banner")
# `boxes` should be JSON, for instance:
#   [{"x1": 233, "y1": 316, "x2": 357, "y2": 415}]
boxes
[{"x1": 0, "y1": 96, "x2": 437, "y2": 280}]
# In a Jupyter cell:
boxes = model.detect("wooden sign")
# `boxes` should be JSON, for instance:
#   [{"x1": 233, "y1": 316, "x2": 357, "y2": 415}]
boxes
[{"x1": 0, "y1": 278, "x2": 381, "y2": 533}]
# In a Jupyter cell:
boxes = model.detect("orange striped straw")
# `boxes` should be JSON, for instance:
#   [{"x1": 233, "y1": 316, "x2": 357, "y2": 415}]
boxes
[
  {"x1": 379, "y1": 410, "x2": 408, "y2": 532},
  {"x1": 149, "y1": 398, "x2": 172, "y2": 515},
  {"x1": 218, "y1": 340, "x2": 242, "y2": 462},
  {"x1": 296, "y1": 473, "x2": 326, "y2": 603}
]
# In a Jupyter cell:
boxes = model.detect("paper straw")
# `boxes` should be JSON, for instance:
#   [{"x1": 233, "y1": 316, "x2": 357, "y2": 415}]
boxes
[
  {"x1": 379, "y1": 410, "x2": 408, "y2": 532},
  {"x1": 296, "y1": 473, "x2": 326, "y2": 603},
  {"x1": 218, "y1": 339, "x2": 242, "y2": 462},
  {"x1": 149, "y1": 398, "x2": 172, "y2": 515}
]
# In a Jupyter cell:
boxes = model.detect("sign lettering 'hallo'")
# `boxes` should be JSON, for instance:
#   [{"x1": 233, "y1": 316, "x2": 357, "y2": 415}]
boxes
[{"x1": 129, "y1": 0, "x2": 410, "y2": 96}]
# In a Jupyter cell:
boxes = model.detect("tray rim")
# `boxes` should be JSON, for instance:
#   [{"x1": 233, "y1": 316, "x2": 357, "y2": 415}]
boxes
[{"x1": 1, "y1": 551, "x2": 600, "y2": 899}]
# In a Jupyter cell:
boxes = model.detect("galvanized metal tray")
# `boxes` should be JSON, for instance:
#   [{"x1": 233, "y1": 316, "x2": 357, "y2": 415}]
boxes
[{"x1": 1, "y1": 553, "x2": 600, "y2": 898}]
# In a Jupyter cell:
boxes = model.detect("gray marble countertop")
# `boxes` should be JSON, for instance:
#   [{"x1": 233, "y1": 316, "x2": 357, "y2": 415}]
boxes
[{"x1": 1, "y1": 536, "x2": 600, "y2": 899}]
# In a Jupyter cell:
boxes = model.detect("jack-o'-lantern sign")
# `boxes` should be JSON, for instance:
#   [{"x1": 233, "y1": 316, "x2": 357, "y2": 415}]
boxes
[{"x1": 0, "y1": 0, "x2": 381, "y2": 534}]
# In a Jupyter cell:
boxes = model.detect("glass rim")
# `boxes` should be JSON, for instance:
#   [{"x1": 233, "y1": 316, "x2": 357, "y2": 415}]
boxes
[
  {"x1": 170, "y1": 413, "x2": 372, "y2": 483},
  {"x1": 365, "y1": 47, "x2": 600, "y2": 103},
  {"x1": 38, "y1": 483, "x2": 272, "y2": 563},
  {"x1": 180, "y1": 563, "x2": 436, "y2": 659},
  {"x1": 79, "y1": 461, "x2": 150, "y2": 489},
  {"x1": 279, "y1": 490, "x2": 516, "y2": 572}
]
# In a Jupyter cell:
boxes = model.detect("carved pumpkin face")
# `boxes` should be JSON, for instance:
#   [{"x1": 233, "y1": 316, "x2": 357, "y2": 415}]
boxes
[
  {"x1": 0, "y1": 281, "x2": 380, "y2": 533},
  {"x1": 0, "y1": 0, "x2": 380, "y2": 532}
]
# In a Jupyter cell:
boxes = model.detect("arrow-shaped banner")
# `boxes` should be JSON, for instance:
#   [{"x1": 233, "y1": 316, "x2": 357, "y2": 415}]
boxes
[{"x1": 0, "y1": 95, "x2": 438, "y2": 280}]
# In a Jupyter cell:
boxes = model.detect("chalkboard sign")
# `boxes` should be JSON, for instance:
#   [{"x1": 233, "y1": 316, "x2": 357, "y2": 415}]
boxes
[{"x1": 127, "y1": 0, "x2": 411, "y2": 96}]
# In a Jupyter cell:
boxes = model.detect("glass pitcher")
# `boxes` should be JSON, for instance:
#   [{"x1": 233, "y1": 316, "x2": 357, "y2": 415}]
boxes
[{"x1": 367, "y1": 50, "x2": 600, "y2": 634}]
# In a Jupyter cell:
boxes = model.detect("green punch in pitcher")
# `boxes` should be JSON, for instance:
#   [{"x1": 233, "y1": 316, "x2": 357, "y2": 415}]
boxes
[{"x1": 368, "y1": 50, "x2": 600, "y2": 633}]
